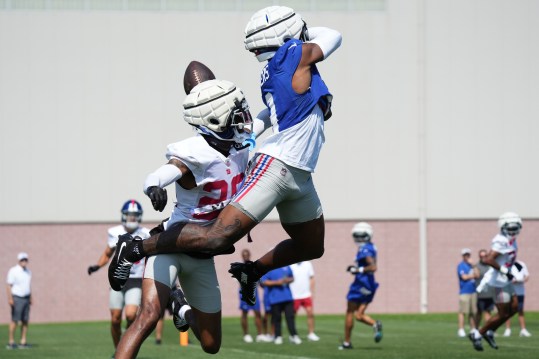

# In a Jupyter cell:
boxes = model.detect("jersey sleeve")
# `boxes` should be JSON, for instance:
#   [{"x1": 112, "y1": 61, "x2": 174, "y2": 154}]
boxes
[
  {"x1": 490, "y1": 234, "x2": 512, "y2": 254},
  {"x1": 273, "y1": 39, "x2": 303, "y2": 74},
  {"x1": 166, "y1": 140, "x2": 201, "y2": 172},
  {"x1": 6, "y1": 268, "x2": 15, "y2": 285},
  {"x1": 107, "y1": 229, "x2": 118, "y2": 249}
]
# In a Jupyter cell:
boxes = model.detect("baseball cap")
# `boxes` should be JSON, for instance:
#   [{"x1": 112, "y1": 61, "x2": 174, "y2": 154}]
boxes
[
  {"x1": 461, "y1": 248, "x2": 471, "y2": 255},
  {"x1": 17, "y1": 252, "x2": 29, "y2": 261}
]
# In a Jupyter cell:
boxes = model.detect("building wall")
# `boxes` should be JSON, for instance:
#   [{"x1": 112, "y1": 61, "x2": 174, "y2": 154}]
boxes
[
  {"x1": 1, "y1": 0, "x2": 538, "y2": 224},
  {"x1": 1, "y1": 219, "x2": 537, "y2": 324}
]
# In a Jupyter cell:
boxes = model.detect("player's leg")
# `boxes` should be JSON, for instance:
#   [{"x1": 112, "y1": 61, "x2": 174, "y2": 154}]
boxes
[
  {"x1": 172, "y1": 254, "x2": 223, "y2": 353},
  {"x1": 342, "y1": 301, "x2": 359, "y2": 348},
  {"x1": 109, "y1": 288, "x2": 125, "y2": 348},
  {"x1": 154, "y1": 315, "x2": 164, "y2": 344},
  {"x1": 355, "y1": 302, "x2": 375, "y2": 325},
  {"x1": 253, "y1": 310, "x2": 265, "y2": 340},
  {"x1": 115, "y1": 278, "x2": 169, "y2": 359},
  {"x1": 123, "y1": 285, "x2": 142, "y2": 329},
  {"x1": 271, "y1": 304, "x2": 283, "y2": 343}
]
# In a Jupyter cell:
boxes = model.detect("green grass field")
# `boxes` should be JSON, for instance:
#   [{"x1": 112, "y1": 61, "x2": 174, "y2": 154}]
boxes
[{"x1": 2, "y1": 313, "x2": 538, "y2": 358}]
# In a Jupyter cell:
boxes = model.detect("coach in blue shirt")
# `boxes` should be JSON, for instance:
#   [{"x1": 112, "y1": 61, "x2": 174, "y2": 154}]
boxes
[{"x1": 457, "y1": 248, "x2": 479, "y2": 337}]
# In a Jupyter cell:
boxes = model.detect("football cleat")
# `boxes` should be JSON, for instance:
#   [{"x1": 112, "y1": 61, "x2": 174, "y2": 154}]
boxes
[
  {"x1": 374, "y1": 320, "x2": 383, "y2": 343},
  {"x1": 170, "y1": 287, "x2": 191, "y2": 332},
  {"x1": 289, "y1": 335, "x2": 302, "y2": 344},
  {"x1": 483, "y1": 330, "x2": 498, "y2": 349},
  {"x1": 338, "y1": 342, "x2": 353, "y2": 350},
  {"x1": 468, "y1": 333, "x2": 484, "y2": 351},
  {"x1": 229, "y1": 261, "x2": 260, "y2": 306},
  {"x1": 108, "y1": 234, "x2": 137, "y2": 291}
]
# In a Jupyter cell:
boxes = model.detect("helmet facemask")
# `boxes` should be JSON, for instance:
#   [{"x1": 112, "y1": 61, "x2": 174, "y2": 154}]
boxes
[
  {"x1": 501, "y1": 222, "x2": 521, "y2": 238},
  {"x1": 353, "y1": 231, "x2": 371, "y2": 249}
]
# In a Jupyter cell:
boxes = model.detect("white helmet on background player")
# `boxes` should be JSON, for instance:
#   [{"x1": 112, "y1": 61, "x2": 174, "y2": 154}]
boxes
[
  {"x1": 352, "y1": 222, "x2": 373, "y2": 248},
  {"x1": 497, "y1": 212, "x2": 522, "y2": 237},
  {"x1": 183, "y1": 79, "x2": 253, "y2": 145},
  {"x1": 121, "y1": 200, "x2": 143, "y2": 231},
  {"x1": 244, "y1": 6, "x2": 308, "y2": 62}
]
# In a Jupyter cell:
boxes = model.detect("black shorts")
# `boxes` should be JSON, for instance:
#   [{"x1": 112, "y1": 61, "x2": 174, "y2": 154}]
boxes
[
  {"x1": 11, "y1": 295, "x2": 30, "y2": 322},
  {"x1": 477, "y1": 297, "x2": 495, "y2": 313}
]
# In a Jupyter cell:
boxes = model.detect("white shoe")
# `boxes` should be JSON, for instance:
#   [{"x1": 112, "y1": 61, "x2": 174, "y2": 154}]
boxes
[
  {"x1": 289, "y1": 335, "x2": 302, "y2": 344},
  {"x1": 307, "y1": 332, "x2": 320, "y2": 341},
  {"x1": 458, "y1": 328, "x2": 466, "y2": 337},
  {"x1": 265, "y1": 334, "x2": 275, "y2": 341},
  {"x1": 503, "y1": 328, "x2": 511, "y2": 337},
  {"x1": 520, "y1": 329, "x2": 532, "y2": 337},
  {"x1": 274, "y1": 336, "x2": 283, "y2": 345},
  {"x1": 243, "y1": 334, "x2": 253, "y2": 343},
  {"x1": 256, "y1": 334, "x2": 271, "y2": 342}
]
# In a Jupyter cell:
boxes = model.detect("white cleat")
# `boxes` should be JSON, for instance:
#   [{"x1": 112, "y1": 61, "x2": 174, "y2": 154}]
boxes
[
  {"x1": 458, "y1": 328, "x2": 466, "y2": 337},
  {"x1": 307, "y1": 332, "x2": 320, "y2": 341},
  {"x1": 503, "y1": 328, "x2": 511, "y2": 337},
  {"x1": 243, "y1": 334, "x2": 254, "y2": 343},
  {"x1": 520, "y1": 329, "x2": 532, "y2": 337},
  {"x1": 289, "y1": 335, "x2": 302, "y2": 344}
]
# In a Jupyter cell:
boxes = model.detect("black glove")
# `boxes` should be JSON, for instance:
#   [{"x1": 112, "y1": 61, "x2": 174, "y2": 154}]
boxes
[
  {"x1": 87, "y1": 265, "x2": 100, "y2": 275},
  {"x1": 506, "y1": 272, "x2": 514, "y2": 281},
  {"x1": 346, "y1": 265, "x2": 360, "y2": 274},
  {"x1": 147, "y1": 186, "x2": 167, "y2": 212}
]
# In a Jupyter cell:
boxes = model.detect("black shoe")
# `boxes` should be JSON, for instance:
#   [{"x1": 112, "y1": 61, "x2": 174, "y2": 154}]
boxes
[
  {"x1": 155, "y1": 339, "x2": 162, "y2": 345},
  {"x1": 374, "y1": 320, "x2": 383, "y2": 343},
  {"x1": 170, "y1": 287, "x2": 190, "y2": 332},
  {"x1": 108, "y1": 234, "x2": 136, "y2": 291},
  {"x1": 483, "y1": 330, "x2": 498, "y2": 349},
  {"x1": 229, "y1": 261, "x2": 259, "y2": 306},
  {"x1": 338, "y1": 342, "x2": 353, "y2": 350},
  {"x1": 6, "y1": 343, "x2": 18, "y2": 350},
  {"x1": 469, "y1": 333, "x2": 484, "y2": 351}
]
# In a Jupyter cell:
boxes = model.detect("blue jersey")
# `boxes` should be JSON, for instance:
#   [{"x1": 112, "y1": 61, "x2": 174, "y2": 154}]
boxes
[
  {"x1": 457, "y1": 261, "x2": 476, "y2": 294},
  {"x1": 260, "y1": 266, "x2": 294, "y2": 305},
  {"x1": 348, "y1": 243, "x2": 379, "y2": 297},
  {"x1": 261, "y1": 39, "x2": 331, "y2": 132}
]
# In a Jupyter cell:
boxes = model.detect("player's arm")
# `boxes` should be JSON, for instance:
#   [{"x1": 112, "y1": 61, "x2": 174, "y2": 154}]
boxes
[
  {"x1": 293, "y1": 27, "x2": 342, "y2": 94},
  {"x1": 143, "y1": 158, "x2": 191, "y2": 212},
  {"x1": 6, "y1": 284, "x2": 14, "y2": 306},
  {"x1": 252, "y1": 108, "x2": 272, "y2": 138},
  {"x1": 347, "y1": 256, "x2": 377, "y2": 274},
  {"x1": 483, "y1": 249, "x2": 513, "y2": 280},
  {"x1": 88, "y1": 245, "x2": 115, "y2": 275}
]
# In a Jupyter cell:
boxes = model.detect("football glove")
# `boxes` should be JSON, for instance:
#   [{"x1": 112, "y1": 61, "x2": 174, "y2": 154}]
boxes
[
  {"x1": 346, "y1": 265, "x2": 364, "y2": 274},
  {"x1": 499, "y1": 265, "x2": 514, "y2": 281},
  {"x1": 147, "y1": 186, "x2": 167, "y2": 212},
  {"x1": 87, "y1": 265, "x2": 100, "y2": 275},
  {"x1": 513, "y1": 262, "x2": 523, "y2": 271}
]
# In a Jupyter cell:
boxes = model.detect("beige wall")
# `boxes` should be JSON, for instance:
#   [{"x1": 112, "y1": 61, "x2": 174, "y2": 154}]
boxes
[
  {"x1": 1, "y1": 1, "x2": 539, "y2": 224},
  {"x1": 1, "y1": 219, "x2": 537, "y2": 324}
]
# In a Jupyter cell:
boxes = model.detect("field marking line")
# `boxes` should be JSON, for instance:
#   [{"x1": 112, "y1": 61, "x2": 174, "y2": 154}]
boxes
[{"x1": 228, "y1": 348, "x2": 322, "y2": 359}]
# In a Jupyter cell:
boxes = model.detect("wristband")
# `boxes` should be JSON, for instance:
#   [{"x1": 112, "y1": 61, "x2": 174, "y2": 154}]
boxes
[{"x1": 143, "y1": 164, "x2": 182, "y2": 194}]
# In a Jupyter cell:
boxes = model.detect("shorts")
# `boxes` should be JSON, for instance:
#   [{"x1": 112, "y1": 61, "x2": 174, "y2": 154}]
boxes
[
  {"x1": 240, "y1": 300, "x2": 261, "y2": 312},
  {"x1": 516, "y1": 295, "x2": 525, "y2": 312},
  {"x1": 347, "y1": 287, "x2": 377, "y2": 304},
  {"x1": 458, "y1": 293, "x2": 478, "y2": 315},
  {"x1": 493, "y1": 284, "x2": 516, "y2": 304},
  {"x1": 144, "y1": 253, "x2": 221, "y2": 313},
  {"x1": 293, "y1": 297, "x2": 313, "y2": 312},
  {"x1": 11, "y1": 295, "x2": 30, "y2": 322},
  {"x1": 477, "y1": 297, "x2": 495, "y2": 313},
  {"x1": 109, "y1": 278, "x2": 142, "y2": 309},
  {"x1": 232, "y1": 154, "x2": 323, "y2": 224}
]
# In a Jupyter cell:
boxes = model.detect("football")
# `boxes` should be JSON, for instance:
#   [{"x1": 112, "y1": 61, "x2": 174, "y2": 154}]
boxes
[{"x1": 183, "y1": 60, "x2": 216, "y2": 94}]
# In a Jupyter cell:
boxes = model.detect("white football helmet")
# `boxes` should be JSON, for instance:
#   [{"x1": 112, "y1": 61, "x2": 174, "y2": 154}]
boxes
[
  {"x1": 497, "y1": 212, "x2": 522, "y2": 237},
  {"x1": 351, "y1": 222, "x2": 373, "y2": 247},
  {"x1": 244, "y1": 6, "x2": 308, "y2": 62},
  {"x1": 183, "y1": 79, "x2": 253, "y2": 144}
]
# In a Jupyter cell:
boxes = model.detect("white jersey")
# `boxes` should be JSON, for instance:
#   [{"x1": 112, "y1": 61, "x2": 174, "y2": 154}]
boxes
[
  {"x1": 165, "y1": 135, "x2": 249, "y2": 225},
  {"x1": 512, "y1": 260, "x2": 529, "y2": 296},
  {"x1": 107, "y1": 224, "x2": 150, "y2": 278},
  {"x1": 289, "y1": 261, "x2": 315, "y2": 300},
  {"x1": 6, "y1": 265, "x2": 32, "y2": 297},
  {"x1": 486, "y1": 233, "x2": 518, "y2": 288}
]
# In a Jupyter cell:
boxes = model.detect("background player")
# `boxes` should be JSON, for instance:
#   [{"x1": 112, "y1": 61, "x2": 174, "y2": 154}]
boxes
[
  {"x1": 470, "y1": 212, "x2": 522, "y2": 351},
  {"x1": 87, "y1": 200, "x2": 150, "y2": 356},
  {"x1": 290, "y1": 261, "x2": 320, "y2": 341},
  {"x1": 340, "y1": 222, "x2": 382, "y2": 350}
]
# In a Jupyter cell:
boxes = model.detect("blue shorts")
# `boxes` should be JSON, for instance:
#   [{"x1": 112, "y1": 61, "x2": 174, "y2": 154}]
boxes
[
  {"x1": 240, "y1": 300, "x2": 261, "y2": 312},
  {"x1": 347, "y1": 287, "x2": 377, "y2": 304}
]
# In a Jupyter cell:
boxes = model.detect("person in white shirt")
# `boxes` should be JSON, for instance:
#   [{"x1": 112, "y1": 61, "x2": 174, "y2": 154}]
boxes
[
  {"x1": 503, "y1": 260, "x2": 531, "y2": 337},
  {"x1": 290, "y1": 261, "x2": 319, "y2": 341},
  {"x1": 6, "y1": 252, "x2": 32, "y2": 350}
]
